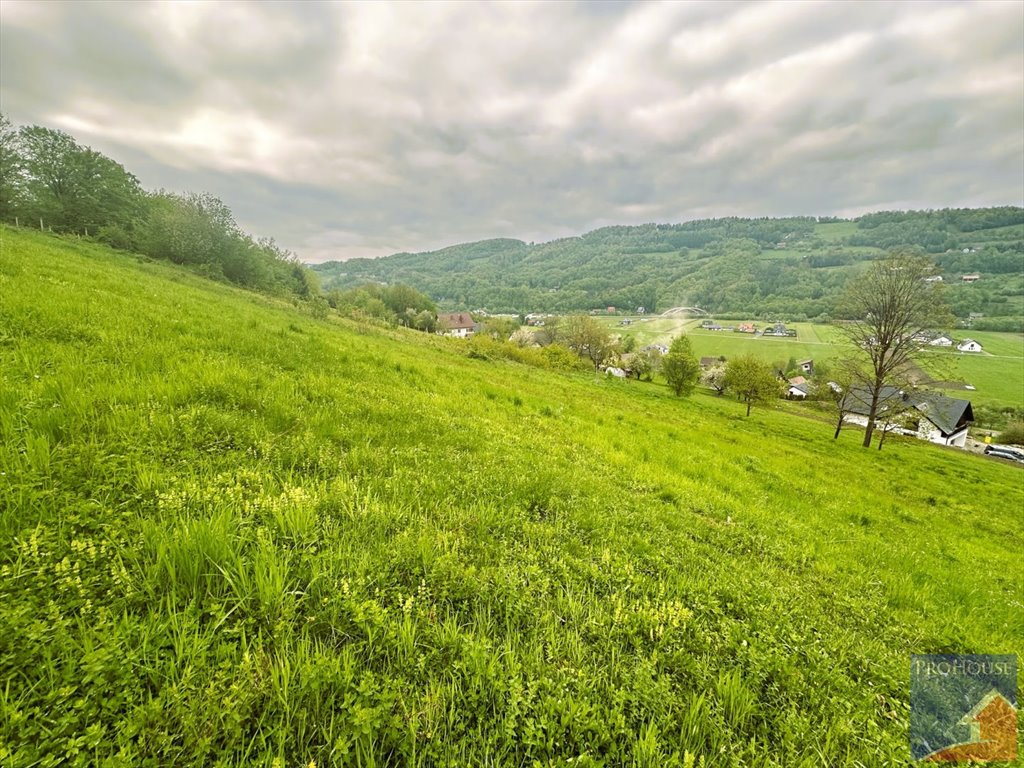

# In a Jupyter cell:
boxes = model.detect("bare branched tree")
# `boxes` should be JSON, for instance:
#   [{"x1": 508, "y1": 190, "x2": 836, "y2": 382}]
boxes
[{"x1": 835, "y1": 249, "x2": 953, "y2": 447}]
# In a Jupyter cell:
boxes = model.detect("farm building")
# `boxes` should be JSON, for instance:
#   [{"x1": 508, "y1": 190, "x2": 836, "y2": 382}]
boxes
[{"x1": 957, "y1": 339, "x2": 983, "y2": 353}]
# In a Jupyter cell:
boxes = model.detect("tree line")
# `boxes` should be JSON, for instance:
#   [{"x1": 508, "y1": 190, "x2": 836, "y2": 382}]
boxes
[
  {"x1": 0, "y1": 114, "x2": 318, "y2": 299},
  {"x1": 311, "y1": 209, "x2": 1022, "y2": 319}
]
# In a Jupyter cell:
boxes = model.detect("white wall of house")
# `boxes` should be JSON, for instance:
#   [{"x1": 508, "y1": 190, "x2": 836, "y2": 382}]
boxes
[
  {"x1": 930, "y1": 337, "x2": 953, "y2": 347},
  {"x1": 957, "y1": 341, "x2": 982, "y2": 352},
  {"x1": 916, "y1": 420, "x2": 968, "y2": 447}
]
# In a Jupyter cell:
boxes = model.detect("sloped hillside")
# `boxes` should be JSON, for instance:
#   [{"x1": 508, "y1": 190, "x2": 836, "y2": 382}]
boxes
[
  {"x1": 1, "y1": 227, "x2": 1021, "y2": 766},
  {"x1": 312, "y1": 208, "x2": 1024, "y2": 322}
]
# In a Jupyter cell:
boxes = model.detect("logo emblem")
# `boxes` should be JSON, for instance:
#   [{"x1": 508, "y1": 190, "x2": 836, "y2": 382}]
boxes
[{"x1": 911, "y1": 654, "x2": 1017, "y2": 762}]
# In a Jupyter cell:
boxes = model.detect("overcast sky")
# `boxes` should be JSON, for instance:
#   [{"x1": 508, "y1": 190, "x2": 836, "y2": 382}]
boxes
[{"x1": 2, "y1": 1, "x2": 1022, "y2": 262}]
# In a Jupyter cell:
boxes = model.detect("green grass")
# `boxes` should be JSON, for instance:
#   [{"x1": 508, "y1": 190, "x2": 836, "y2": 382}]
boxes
[
  {"x1": 2, "y1": 227, "x2": 1023, "y2": 766},
  {"x1": 813, "y1": 222, "x2": 860, "y2": 241},
  {"x1": 601, "y1": 318, "x2": 1023, "y2": 409},
  {"x1": 959, "y1": 331, "x2": 1024, "y2": 358}
]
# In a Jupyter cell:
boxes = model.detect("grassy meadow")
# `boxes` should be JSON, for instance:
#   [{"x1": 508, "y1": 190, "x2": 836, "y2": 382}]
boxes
[
  {"x1": 1, "y1": 227, "x2": 1023, "y2": 766},
  {"x1": 599, "y1": 317, "x2": 1024, "y2": 409}
]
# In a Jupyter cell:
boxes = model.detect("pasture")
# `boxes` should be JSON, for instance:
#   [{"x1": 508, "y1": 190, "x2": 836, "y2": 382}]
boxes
[{"x1": 2, "y1": 228, "x2": 1022, "y2": 766}]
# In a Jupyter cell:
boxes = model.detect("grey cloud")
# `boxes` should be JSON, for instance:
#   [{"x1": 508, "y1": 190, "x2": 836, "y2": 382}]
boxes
[{"x1": 1, "y1": 0, "x2": 1021, "y2": 263}]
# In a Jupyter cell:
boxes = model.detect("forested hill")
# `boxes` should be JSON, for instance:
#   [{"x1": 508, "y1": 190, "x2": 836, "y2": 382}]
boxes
[{"x1": 312, "y1": 208, "x2": 1024, "y2": 323}]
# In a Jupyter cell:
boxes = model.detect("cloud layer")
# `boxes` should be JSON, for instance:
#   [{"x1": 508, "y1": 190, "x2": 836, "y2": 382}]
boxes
[{"x1": 3, "y1": 1, "x2": 1022, "y2": 261}]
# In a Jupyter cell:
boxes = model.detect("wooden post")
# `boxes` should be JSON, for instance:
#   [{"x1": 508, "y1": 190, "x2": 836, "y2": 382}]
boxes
[
  {"x1": 40, "y1": 218, "x2": 44, "y2": 230},
  {"x1": 13, "y1": 217, "x2": 18, "y2": 227}
]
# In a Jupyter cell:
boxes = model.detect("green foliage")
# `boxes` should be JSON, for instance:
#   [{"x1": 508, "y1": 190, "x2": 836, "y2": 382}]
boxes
[
  {"x1": 312, "y1": 209, "x2": 1023, "y2": 322},
  {"x1": 996, "y1": 421, "x2": 1024, "y2": 446},
  {"x1": 662, "y1": 335, "x2": 700, "y2": 396},
  {"x1": 327, "y1": 282, "x2": 436, "y2": 329},
  {"x1": 561, "y1": 314, "x2": 617, "y2": 369},
  {"x1": 0, "y1": 113, "x2": 317, "y2": 301},
  {"x1": 723, "y1": 355, "x2": 781, "y2": 416},
  {"x1": 1, "y1": 228, "x2": 1022, "y2": 767},
  {"x1": 11, "y1": 124, "x2": 145, "y2": 235}
]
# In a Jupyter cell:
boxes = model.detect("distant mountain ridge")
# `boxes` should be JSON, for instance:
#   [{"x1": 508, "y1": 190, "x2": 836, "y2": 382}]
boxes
[{"x1": 311, "y1": 208, "x2": 1024, "y2": 322}]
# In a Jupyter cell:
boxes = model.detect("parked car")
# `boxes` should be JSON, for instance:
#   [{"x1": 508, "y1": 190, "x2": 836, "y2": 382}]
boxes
[{"x1": 984, "y1": 445, "x2": 1024, "y2": 463}]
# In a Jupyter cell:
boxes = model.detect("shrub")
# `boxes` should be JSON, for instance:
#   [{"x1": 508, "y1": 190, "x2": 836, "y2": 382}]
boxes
[{"x1": 996, "y1": 421, "x2": 1024, "y2": 446}]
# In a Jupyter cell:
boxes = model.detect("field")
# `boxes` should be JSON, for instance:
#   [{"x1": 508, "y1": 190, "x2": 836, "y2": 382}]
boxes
[
  {"x1": 599, "y1": 318, "x2": 1024, "y2": 410},
  {"x1": 2, "y1": 228, "x2": 1023, "y2": 766}
]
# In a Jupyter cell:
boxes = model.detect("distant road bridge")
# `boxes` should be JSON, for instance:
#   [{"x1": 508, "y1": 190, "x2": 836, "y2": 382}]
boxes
[{"x1": 660, "y1": 306, "x2": 708, "y2": 317}]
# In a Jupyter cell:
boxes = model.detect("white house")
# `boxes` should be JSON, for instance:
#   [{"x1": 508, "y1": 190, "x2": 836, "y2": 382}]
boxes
[
  {"x1": 437, "y1": 312, "x2": 477, "y2": 338},
  {"x1": 929, "y1": 335, "x2": 954, "y2": 347},
  {"x1": 841, "y1": 388, "x2": 974, "y2": 448},
  {"x1": 924, "y1": 275, "x2": 943, "y2": 283},
  {"x1": 786, "y1": 382, "x2": 809, "y2": 399},
  {"x1": 957, "y1": 339, "x2": 983, "y2": 353}
]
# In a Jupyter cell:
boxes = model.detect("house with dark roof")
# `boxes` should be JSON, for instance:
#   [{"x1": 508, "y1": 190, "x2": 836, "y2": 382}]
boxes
[
  {"x1": 842, "y1": 387, "x2": 974, "y2": 447},
  {"x1": 786, "y1": 376, "x2": 809, "y2": 399},
  {"x1": 437, "y1": 312, "x2": 477, "y2": 338}
]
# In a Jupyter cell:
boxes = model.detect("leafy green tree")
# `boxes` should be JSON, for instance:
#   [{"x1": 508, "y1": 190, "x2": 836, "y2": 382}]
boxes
[
  {"x1": 139, "y1": 191, "x2": 240, "y2": 266},
  {"x1": 723, "y1": 355, "x2": 780, "y2": 415},
  {"x1": 16, "y1": 125, "x2": 143, "y2": 234},
  {"x1": 562, "y1": 315, "x2": 617, "y2": 369},
  {"x1": 481, "y1": 316, "x2": 519, "y2": 340},
  {"x1": 662, "y1": 335, "x2": 699, "y2": 396},
  {"x1": 0, "y1": 113, "x2": 23, "y2": 222},
  {"x1": 414, "y1": 310, "x2": 437, "y2": 333},
  {"x1": 627, "y1": 348, "x2": 661, "y2": 381}
]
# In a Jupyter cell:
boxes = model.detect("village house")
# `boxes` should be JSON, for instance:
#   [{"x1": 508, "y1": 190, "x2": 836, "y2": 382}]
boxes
[
  {"x1": 929, "y1": 335, "x2": 954, "y2": 347},
  {"x1": 924, "y1": 275, "x2": 943, "y2": 283},
  {"x1": 437, "y1": 312, "x2": 477, "y2": 338},
  {"x1": 961, "y1": 274, "x2": 981, "y2": 282},
  {"x1": 736, "y1": 323, "x2": 756, "y2": 334},
  {"x1": 842, "y1": 387, "x2": 974, "y2": 448},
  {"x1": 798, "y1": 359, "x2": 813, "y2": 375},
  {"x1": 957, "y1": 339, "x2": 983, "y2": 353},
  {"x1": 764, "y1": 323, "x2": 797, "y2": 337},
  {"x1": 786, "y1": 376, "x2": 809, "y2": 399}
]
